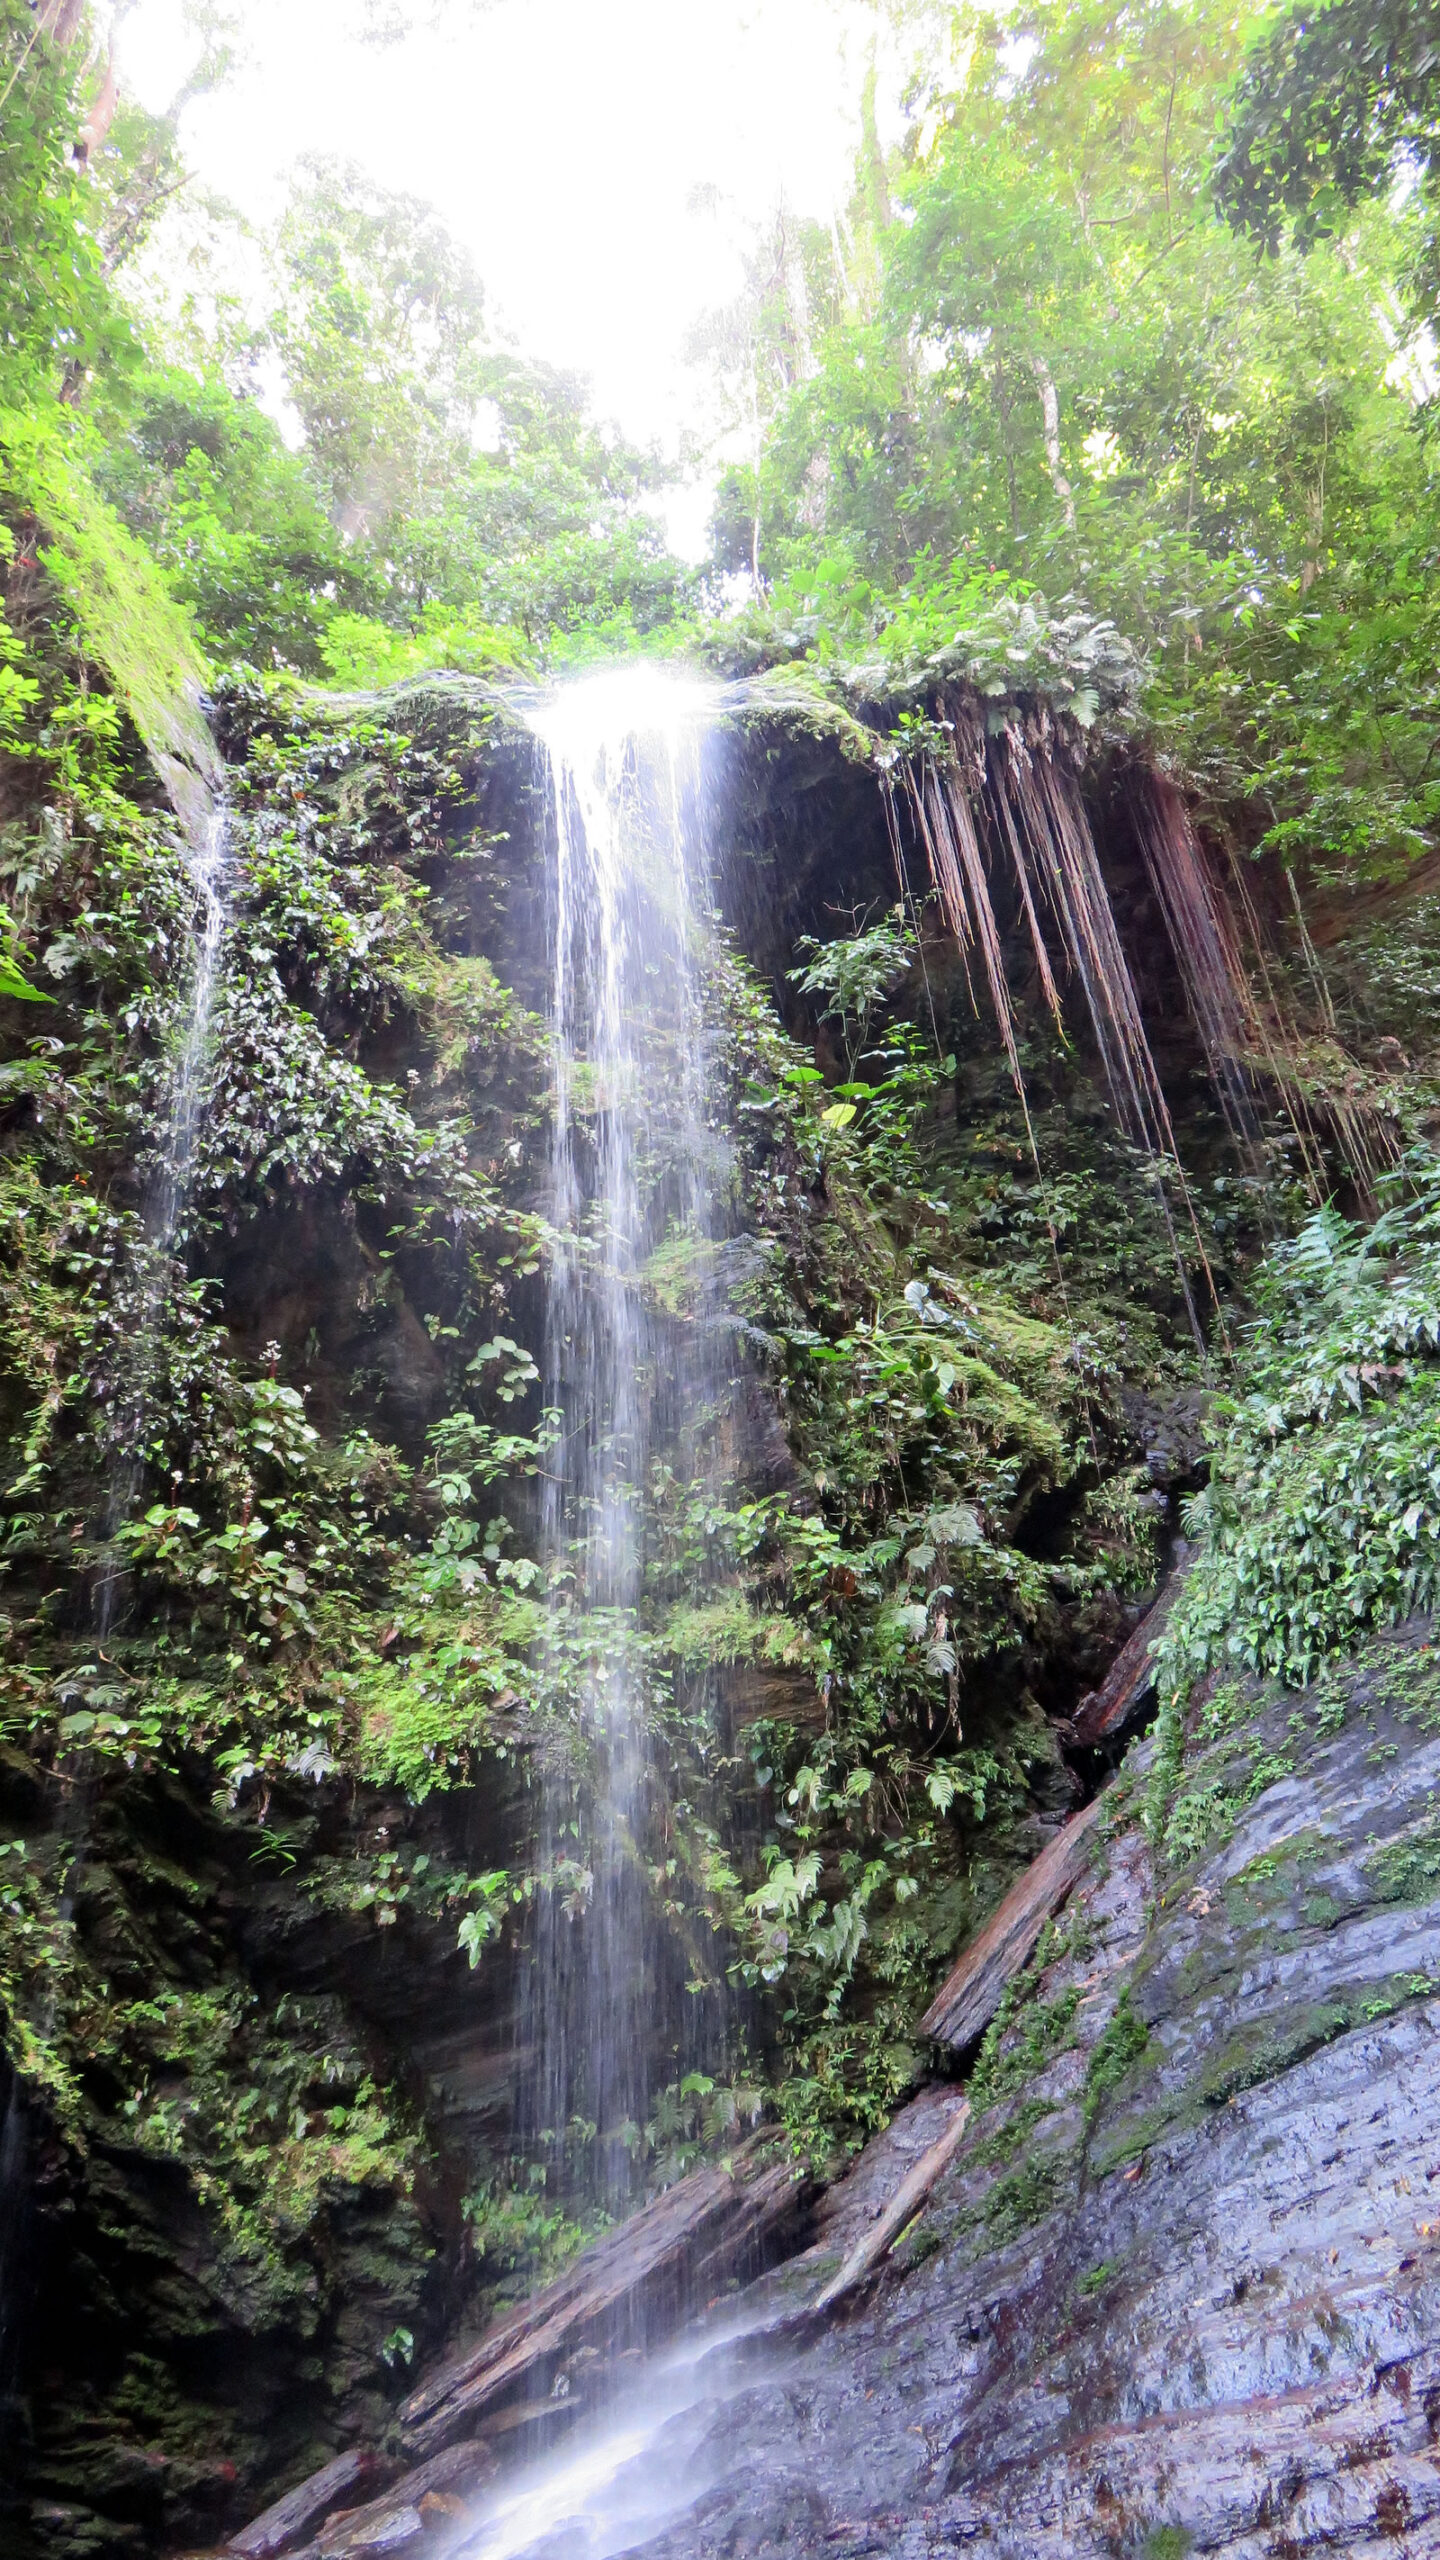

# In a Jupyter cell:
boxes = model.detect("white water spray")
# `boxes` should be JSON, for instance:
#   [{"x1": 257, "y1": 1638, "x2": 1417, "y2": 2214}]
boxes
[{"x1": 449, "y1": 2314, "x2": 775, "y2": 2560}]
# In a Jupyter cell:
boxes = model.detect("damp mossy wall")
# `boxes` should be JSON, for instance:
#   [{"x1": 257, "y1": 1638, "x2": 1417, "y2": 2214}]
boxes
[{"x1": 0, "y1": 655, "x2": 1267, "y2": 2558}]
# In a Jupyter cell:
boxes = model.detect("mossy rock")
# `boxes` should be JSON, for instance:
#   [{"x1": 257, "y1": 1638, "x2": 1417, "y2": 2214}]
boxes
[{"x1": 0, "y1": 412, "x2": 216, "y2": 818}]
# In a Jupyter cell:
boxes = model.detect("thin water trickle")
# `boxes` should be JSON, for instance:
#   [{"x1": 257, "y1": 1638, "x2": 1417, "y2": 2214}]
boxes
[
  {"x1": 149, "y1": 802, "x2": 232, "y2": 1258},
  {"x1": 0, "y1": 802, "x2": 234, "y2": 2412},
  {"x1": 96, "y1": 801, "x2": 232, "y2": 1607},
  {"x1": 523, "y1": 669, "x2": 724, "y2": 2202}
]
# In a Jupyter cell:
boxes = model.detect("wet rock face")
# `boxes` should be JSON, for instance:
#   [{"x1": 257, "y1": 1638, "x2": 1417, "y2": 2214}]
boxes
[
  {"x1": 645, "y1": 1625, "x2": 1440, "y2": 2558},
  {"x1": 0, "y1": 1758, "x2": 519, "y2": 2560}
]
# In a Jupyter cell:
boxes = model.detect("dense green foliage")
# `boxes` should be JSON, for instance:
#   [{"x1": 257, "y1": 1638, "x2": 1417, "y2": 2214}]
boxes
[
  {"x1": 0, "y1": 0, "x2": 129, "y2": 404},
  {"x1": 1148, "y1": 1176, "x2": 1440, "y2": 1842},
  {"x1": 8, "y1": 0, "x2": 1439, "y2": 881},
  {"x1": 0, "y1": 4, "x2": 685, "y2": 679},
  {"x1": 0, "y1": 406, "x2": 216, "y2": 791},
  {"x1": 705, "y1": 0, "x2": 1440, "y2": 883},
  {"x1": 4, "y1": 1, "x2": 1440, "y2": 2546},
  {"x1": 1215, "y1": 0, "x2": 1440, "y2": 317},
  {"x1": 1169, "y1": 1190, "x2": 1440, "y2": 1690}
]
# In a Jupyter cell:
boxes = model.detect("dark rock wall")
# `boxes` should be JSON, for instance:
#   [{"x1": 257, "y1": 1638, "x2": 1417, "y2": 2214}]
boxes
[
  {"x1": 0, "y1": 678, "x2": 554, "y2": 2559},
  {"x1": 644, "y1": 1622, "x2": 1440, "y2": 2557},
  {"x1": 1, "y1": 666, "x2": 1404, "y2": 2560},
  {"x1": 4, "y1": 1759, "x2": 526, "y2": 2560}
]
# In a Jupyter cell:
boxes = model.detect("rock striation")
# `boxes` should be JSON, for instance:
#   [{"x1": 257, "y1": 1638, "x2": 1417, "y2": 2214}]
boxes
[{"x1": 635, "y1": 1621, "x2": 1440, "y2": 2557}]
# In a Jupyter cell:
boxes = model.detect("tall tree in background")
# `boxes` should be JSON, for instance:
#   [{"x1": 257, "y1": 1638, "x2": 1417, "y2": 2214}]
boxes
[
  {"x1": 266, "y1": 160, "x2": 682, "y2": 649},
  {"x1": 1215, "y1": 0, "x2": 1440, "y2": 321},
  {"x1": 725, "y1": 0, "x2": 1393, "y2": 602},
  {"x1": 0, "y1": 0, "x2": 128, "y2": 402},
  {"x1": 710, "y1": 0, "x2": 1440, "y2": 881},
  {"x1": 0, "y1": 8, "x2": 683, "y2": 671}
]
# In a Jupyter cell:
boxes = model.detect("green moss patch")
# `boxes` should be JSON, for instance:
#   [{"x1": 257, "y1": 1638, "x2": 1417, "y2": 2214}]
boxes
[{"x1": 0, "y1": 412, "x2": 216, "y2": 808}]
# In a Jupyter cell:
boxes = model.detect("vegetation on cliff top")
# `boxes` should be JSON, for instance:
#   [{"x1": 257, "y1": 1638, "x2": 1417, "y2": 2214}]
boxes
[{"x1": 2, "y1": 0, "x2": 1440, "y2": 2548}]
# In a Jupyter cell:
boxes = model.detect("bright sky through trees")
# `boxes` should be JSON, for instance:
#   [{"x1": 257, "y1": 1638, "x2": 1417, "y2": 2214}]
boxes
[{"x1": 115, "y1": 0, "x2": 881, "y2": 532}]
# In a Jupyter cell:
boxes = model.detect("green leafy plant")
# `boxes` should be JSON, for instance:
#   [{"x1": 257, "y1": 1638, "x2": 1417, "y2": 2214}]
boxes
[{"x1": 1152, "y1": 1185, "x2": 1440, "y2": 1832}]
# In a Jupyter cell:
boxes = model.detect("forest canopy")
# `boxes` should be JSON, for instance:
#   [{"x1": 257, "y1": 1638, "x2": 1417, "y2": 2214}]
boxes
[{"x1": 1, "y1": 0, "x2": 1438, "y2": 879}]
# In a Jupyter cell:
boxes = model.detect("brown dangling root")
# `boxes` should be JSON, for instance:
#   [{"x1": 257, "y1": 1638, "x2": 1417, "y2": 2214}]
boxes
[{"x1": 889, "y1": 704, "x2": 1225, "y2": 1366}]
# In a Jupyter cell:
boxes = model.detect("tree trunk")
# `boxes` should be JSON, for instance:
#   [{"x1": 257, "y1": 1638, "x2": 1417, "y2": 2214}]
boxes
[
  {"x1": 993, "y1": 365, "x2": 1020, "y2": 538},
  {"x1": 38, "y1": 0, "x2": 87, "y2": 45},
  {"x1": 399, "y1": 2135, "x2": 811, "y2": 2459},
  {"x1": 78, "y1": 46, "x2": 119, "y2": 160},
  {"x1": 1070, "y1": 1549, "x2": 1191, "y2": 1746},
  {"x1": 1031, "y1": 353, "x2": 1077, "y2": 531},
  {"x1": 921, "y1": 1795, "x2": 1106, "y2": 2048},
  {"x1": 781, "y1": 214, "x2": 817, "y2": 383}
]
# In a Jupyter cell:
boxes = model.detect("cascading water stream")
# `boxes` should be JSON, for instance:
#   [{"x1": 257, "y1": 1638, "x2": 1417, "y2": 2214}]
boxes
[
  {"x1": 1, "y1": 793, "x2": 234, "y2": 2446},
  {"x1": 96, "y1": 800, "x2": 232, "y2": 1613},
  {"x1": 148, "y1": 801, "x2": 232, "y2": 1267},
  {"x1": 74, "y1": 794, "x2": 233, "y2": 1955},
  {"x1": 449, "y1": 2313, "x2": 779, "y2": 2560},
  {"x1": 523, "y1": 669, "x2": 723, "y2": 2206},
  {"x1": 459, "y1": 680, "x2": 1248, "y2": 2560}
]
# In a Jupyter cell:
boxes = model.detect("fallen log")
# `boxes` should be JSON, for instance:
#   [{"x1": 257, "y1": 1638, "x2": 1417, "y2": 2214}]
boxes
[
  {"x1": 285, "y1": 2442, "x2": 500, "y2": 2560},
  {"x1": 920, "y1": 1794, "x2": 1106, "y2": 2050},
  {"x1": 813, "y1": 2098, "x2": 971, "y2": 2315},
  {"x1": 224, "y1": 2138, "x2": 811, "y2": 2559},
  {"x1": 399, "y1": 2133, "x2": 811, "y2": 2460},
  {"x1": 687, "y1": 2150, "x2": 814, "y2": 2300},
  {"x1": 227, "y1": 2450, "x2": 396, "y2": 2559},
  {"x1": 1071, "y1": 1547, "x2": 1190, "y2": 1748}
]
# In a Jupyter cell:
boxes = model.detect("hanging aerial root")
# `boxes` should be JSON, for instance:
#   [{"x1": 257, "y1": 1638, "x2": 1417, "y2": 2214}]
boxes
[
  {"x1": 1275, "y1": 859, "x2": 1401, "y2": 1207},
  {"x1": 1129, "y1": 768, "x2": 1269, "y2": 1163},
  {"x1": 997, "y1": 719, "x2": 1222, "y2": 1353},
  {"x1": 1128, "y1": 768, "x2": 1332, "y2": 1202},
  {"x1": 1132, "y1": 768, "x2": 1398, "y2": 1209},
  {"x1": 900, "y1": 748, "x2": 1029, "y2": 1108},
  {"x1": 881, "y1": 774, "x2": 949, "y2": 1063},
  {"x1": 889, "y1": 728, "x2": 1099, "y2": 1453},
  {"x1": 884, "y1": 706, "x2": 1232, "y2": 1357}
]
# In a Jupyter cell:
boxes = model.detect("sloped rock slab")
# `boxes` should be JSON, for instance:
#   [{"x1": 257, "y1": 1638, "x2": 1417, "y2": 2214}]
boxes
[
  {"x1": 228, "y1": 2451, "x2": 397, "y2": 2559},
  {"x1": 919, "y1": 1793, "x2": 1107, "y2": 2048},
  {"x1": 636, "y1": 1621, "x2": 1440, "y2": 2558},
  {"x1": 279, "y1": 2443, "x2": 499, "y2": 2560},
  {"x1": 219, "y1": 2142, "x2": 809, "y2": 2560}
]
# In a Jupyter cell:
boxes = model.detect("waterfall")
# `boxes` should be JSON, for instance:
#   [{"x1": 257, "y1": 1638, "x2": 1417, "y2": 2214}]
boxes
[
  {"x1": 450, "y1": 2315, "x2": 777, "y2": 2560},
  {"x1": 523, "y1": 669, "x2": 722, "y2": 2205},
  {"x1": 96, "y1": 801, "x2": 232, "y2": 1613}
]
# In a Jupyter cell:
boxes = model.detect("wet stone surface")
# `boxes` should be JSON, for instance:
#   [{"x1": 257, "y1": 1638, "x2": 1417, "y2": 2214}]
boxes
[{"x1": 631, "y1": 1626, "x2": 1440, "y2": 2557}]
